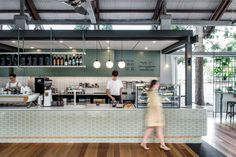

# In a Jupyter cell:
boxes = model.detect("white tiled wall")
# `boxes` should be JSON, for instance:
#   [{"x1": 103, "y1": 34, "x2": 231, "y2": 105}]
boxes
[{"x1": 1, "y1": 77, "x2": 157, "y2": 92}]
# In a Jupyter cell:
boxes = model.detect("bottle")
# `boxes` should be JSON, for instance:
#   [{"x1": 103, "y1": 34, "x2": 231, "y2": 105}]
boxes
[
  {"x1": 60, "y1": 55, "x2": 64, "y2": 66},
  {"x1": 6, "y1": 55, "x2": 12, "y2": 66},
  {"x1": 76, "y1": 55, "x2": 79, "y2": 66},
  {"x1": 20, "y1": 55, "x2": 26, "y2": 66},
  {"x1": 38, "y1": 55, "x2": 44, "y2": 66},
  {"x1": 79, "y1": 55, "x2": 83, "y2": 65},
  {"x1": 57, "y1": 55, "x2": 60, "y2": 66},
  {"x1": 53, "y1": 55, "x2": 57, "y2": 66},
  {"x1": 26, "y1": 55, "x2": 32, "y2": 66},
  {"x1": 72, "y1": 55, "x2": 76, "y2": 66},
  {"x1": 32, "y1": 55, "x2": 38, "y2": 66},
  {"x1": 13, "y1": 54, "x2": 18, "y2": 66},
  {"x1": 45, "y1": 55, "x2": 50, "y2": 66},
  {"x1": 64, "y1": 55, "x2": 68, "y2": 66},
  {"x1": 0, "y1": 55, "x2": 6, "y2": 66},
  {"x1": 68, "y1": 56, "x2": 72, "y2": 66}
]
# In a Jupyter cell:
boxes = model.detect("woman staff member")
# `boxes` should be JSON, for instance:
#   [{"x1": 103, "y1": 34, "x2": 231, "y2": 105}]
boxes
[{"x1": 140, "y1": 80, "x2": 170, "y2": 151}]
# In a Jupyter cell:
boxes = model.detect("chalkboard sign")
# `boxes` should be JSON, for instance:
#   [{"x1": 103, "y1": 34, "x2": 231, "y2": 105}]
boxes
[{"x1": 114, "y1": 50, "x2": 160, "y2": 77}]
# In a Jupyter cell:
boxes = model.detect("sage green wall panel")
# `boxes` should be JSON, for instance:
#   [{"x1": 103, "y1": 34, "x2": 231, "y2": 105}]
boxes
[
  {"x1": 8, "y1": 50, "x2": 160, "y2": 77},
  {"x1": 114, "y1": 50, "x2": 160, "y2": 77},
  {"x1": 0, "y1": 68, "x2": 9, "y2": 77}
]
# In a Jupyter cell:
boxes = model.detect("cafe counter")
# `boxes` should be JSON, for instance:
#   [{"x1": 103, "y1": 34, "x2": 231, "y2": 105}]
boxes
[{"x1": 0, "y1": 104, "x2": 207, "y2": 143}]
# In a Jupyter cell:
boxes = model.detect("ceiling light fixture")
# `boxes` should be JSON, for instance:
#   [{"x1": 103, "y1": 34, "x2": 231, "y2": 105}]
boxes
[
  {"x1": 152, "y1": 41, "x2": 156, "y2": 44},
  {"x1": 106, "y1": 42, "x2": 113, "y2": 69},
  {"x1": 118, "y1": 40, "x2": 126, "y2": 69},
  {"x1": 93, "y1": 41, "x2": 101, "y2": 69},
  {"x1": 144, "y1": 47, "x2": 148, "y2": 50},
  {"x1": 106, "y1": 41, "x2": 110, "y2": 44},
  {"x1": 11, "y1": 40, "x2": 16, "y2": 43},
  {"x1": 37, "y1": 49, "x2": 41, "y2": 52},
  {"x1": 165, "y1": 54, "x2": 169, "y2": 68},
  {"x1": 69, "y1": 46, "x2": 73, "y2": 49},
  {"x1": 30, "y1": 46, "x2": 34, "y2": 49},
  {"x1": 59, "y1": 40, "x2": 63, "y2": 43}
]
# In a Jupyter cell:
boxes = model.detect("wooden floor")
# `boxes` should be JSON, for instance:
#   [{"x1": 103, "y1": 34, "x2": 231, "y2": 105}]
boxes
[
  {"x1": 203, "y1": 117, "x2": 236, "y2": 157},
  {"x1": 0, "y1": 143, "x2": 199, "y2": 157}
]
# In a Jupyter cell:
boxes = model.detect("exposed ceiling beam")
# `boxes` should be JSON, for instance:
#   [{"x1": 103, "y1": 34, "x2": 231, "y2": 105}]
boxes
[
  {"x1": 1, "y1": 9, "x2": 236, "y2": 14},
  {"x1": 0, "y1": 19, "x2": 233, "y2": 26},
  {"x1": 25, "y1": 0, "x2": 41, "y2": 20},
  {"x1": 205, "y1": 0, "x2": 232, "y2": 37},
  {"x1": 0, "y1": 30, "x2": 193, "y2": 41},
  {"x1": 0, "y1": 43, "x2": 19, "y2": 52},
  {"x1": 162, "y1": 36, "x2": 198, "y2": 54},
  {"x1": 81, "y1": 0, "x2": 96, "y2": 24},
  {"x1": 152, "y1": 0, "x2": 163, "y2": 20}
]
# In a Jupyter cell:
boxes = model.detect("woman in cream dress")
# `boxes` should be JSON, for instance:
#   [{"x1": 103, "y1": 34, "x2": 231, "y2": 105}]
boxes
[{"x1": 140, "y1": 80, "x2": 170, "y2": 151}]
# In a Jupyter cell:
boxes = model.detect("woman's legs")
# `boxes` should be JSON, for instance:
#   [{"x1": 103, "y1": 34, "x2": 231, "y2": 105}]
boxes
[
  {"x1": 141, "y1": 127, "x2": 154, "y2": 149},
  {"x1": 156, "y1": 126, "x2": 165, "y2": 145},
  {"x1": 156, "y1": 126, "x2": 170, "y2": 150}
]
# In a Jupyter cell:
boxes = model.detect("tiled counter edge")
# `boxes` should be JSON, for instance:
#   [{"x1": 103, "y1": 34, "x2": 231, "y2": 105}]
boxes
[{"x1": 0, "y1": 107, "x2": 207, "y2": 143}]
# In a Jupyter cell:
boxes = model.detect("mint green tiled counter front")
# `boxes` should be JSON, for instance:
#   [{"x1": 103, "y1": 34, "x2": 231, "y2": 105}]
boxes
[{"x1": 0, "y1": 108, "x2": 207, "y2": 143}]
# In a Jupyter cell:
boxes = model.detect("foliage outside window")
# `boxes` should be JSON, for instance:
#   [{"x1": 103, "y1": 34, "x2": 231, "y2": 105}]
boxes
[{"x1": 214, "y1": 56, "x2": 236, "y2": 93}]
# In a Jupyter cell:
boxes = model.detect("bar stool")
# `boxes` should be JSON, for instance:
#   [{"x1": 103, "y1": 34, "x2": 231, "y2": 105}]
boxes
[{"x1": 225, "y1": 101, "x2": 236, "y2": 124}]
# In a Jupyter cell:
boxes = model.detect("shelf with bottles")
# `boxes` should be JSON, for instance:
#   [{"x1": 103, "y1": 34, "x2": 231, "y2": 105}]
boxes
[
  {"x1": 0, "y1": 52, "x2": 86, "y2": 67},
  {"x1": 51, "y1": 54, "x2": 85, "y2": 67},
  {"x1": 0, "y1": 53, "x2": 19, "y2": 67}
]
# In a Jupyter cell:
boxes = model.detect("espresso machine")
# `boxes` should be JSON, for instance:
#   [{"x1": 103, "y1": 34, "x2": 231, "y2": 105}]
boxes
[{"x1": 35, "y1": 78, "x2": 52, "y2": 106}]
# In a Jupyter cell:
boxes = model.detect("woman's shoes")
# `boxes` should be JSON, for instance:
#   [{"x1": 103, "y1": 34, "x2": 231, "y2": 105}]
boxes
[
  {"x1": 160, "y1": 144, "x2": 171, "y2": 151},
  {"x1": 140, "y1": 143, "x2": 150, "y2": 150}
]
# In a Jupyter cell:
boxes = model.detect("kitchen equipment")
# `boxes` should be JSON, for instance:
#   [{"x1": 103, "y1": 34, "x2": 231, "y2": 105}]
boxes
[
  {"x1": 35, "y1": 78, "x2": 53, "y2": 106},
  {"x1": 63, "y1": 98, "x2": 67, "y2": 105},
  {"x1": 24, "y1": 86, "x2": 32, "y2": 95},
  {"x1": 111, "y1": 100, "x2": 118, "y2": 107},
  {"x1": 37, "y1": 95, "x2": 43, "y2": 106},
  {"x1": 44, "y1": 89, "x2": 52, "y2": 106}
]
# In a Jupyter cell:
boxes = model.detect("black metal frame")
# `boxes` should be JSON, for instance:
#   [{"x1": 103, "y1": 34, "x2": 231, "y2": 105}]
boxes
[{"x1": 0, "y1": 29, "x2": 196, "y2": 106}]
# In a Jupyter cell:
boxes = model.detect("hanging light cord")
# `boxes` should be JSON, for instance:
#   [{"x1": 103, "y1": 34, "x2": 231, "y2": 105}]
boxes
[
  {"x1": 165, "y1": 54, "x2": 167, "y2": 64},
  {"x1": 108, "y1": 42, "x2": 111, "y2": 60},
  {"x1": 121, "y1": 41, "x2": 123, "y2": 61},
  {"x1": 96, "y1": 41, "x2": 97, "y2": 59}
]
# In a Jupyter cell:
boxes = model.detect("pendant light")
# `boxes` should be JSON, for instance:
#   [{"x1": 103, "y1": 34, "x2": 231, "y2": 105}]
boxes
[
  {"x1": 93, "y1": 41, "x2": 101, "y2": 68},
  {"x1": 165, "y1": 54, "x2": 169, "y2": 68},
  {"x1": 118, "y1": 41, "x2": 126, "y2": 69},
  {"x1": 106, "y1": 42, "x2": 113, "y2": 68}
]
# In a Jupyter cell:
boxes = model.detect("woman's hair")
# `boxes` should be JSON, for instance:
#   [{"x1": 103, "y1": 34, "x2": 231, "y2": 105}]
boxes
[{"x1": 148, "y1": 79, "x2": 159, "y2": 91}]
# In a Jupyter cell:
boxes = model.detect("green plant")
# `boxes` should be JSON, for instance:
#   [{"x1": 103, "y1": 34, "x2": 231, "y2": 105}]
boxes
[{"x1": 213, "y1": 67, "x2": 222, "y2": 75}]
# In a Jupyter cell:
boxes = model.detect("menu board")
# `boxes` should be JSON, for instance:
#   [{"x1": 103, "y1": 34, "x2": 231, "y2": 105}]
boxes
[{"x1": 114, "y1": 50, "x2": 160, "y2": 76}]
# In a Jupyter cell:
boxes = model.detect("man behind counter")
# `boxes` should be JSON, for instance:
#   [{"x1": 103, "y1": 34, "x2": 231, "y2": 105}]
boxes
[
  {"x1": 106, "y1": 70, "x2": 123, "y2": 103},
  {"x1": 5, "y1": 73, "x2": 22, "y2": 90}
]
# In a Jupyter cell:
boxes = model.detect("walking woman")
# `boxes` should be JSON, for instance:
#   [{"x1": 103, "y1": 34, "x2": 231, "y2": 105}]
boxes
[{"x1": 140, "y1": 80, "x2": 170, "y2": 151}]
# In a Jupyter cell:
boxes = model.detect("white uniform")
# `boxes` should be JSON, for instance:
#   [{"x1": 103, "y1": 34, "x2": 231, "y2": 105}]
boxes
[
  {"x1": 106, "y1": 79, "x2": 123, "y2": 96},
  {"x1": 5, "y1": 82, "x2": 22, "y2": 89}
]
